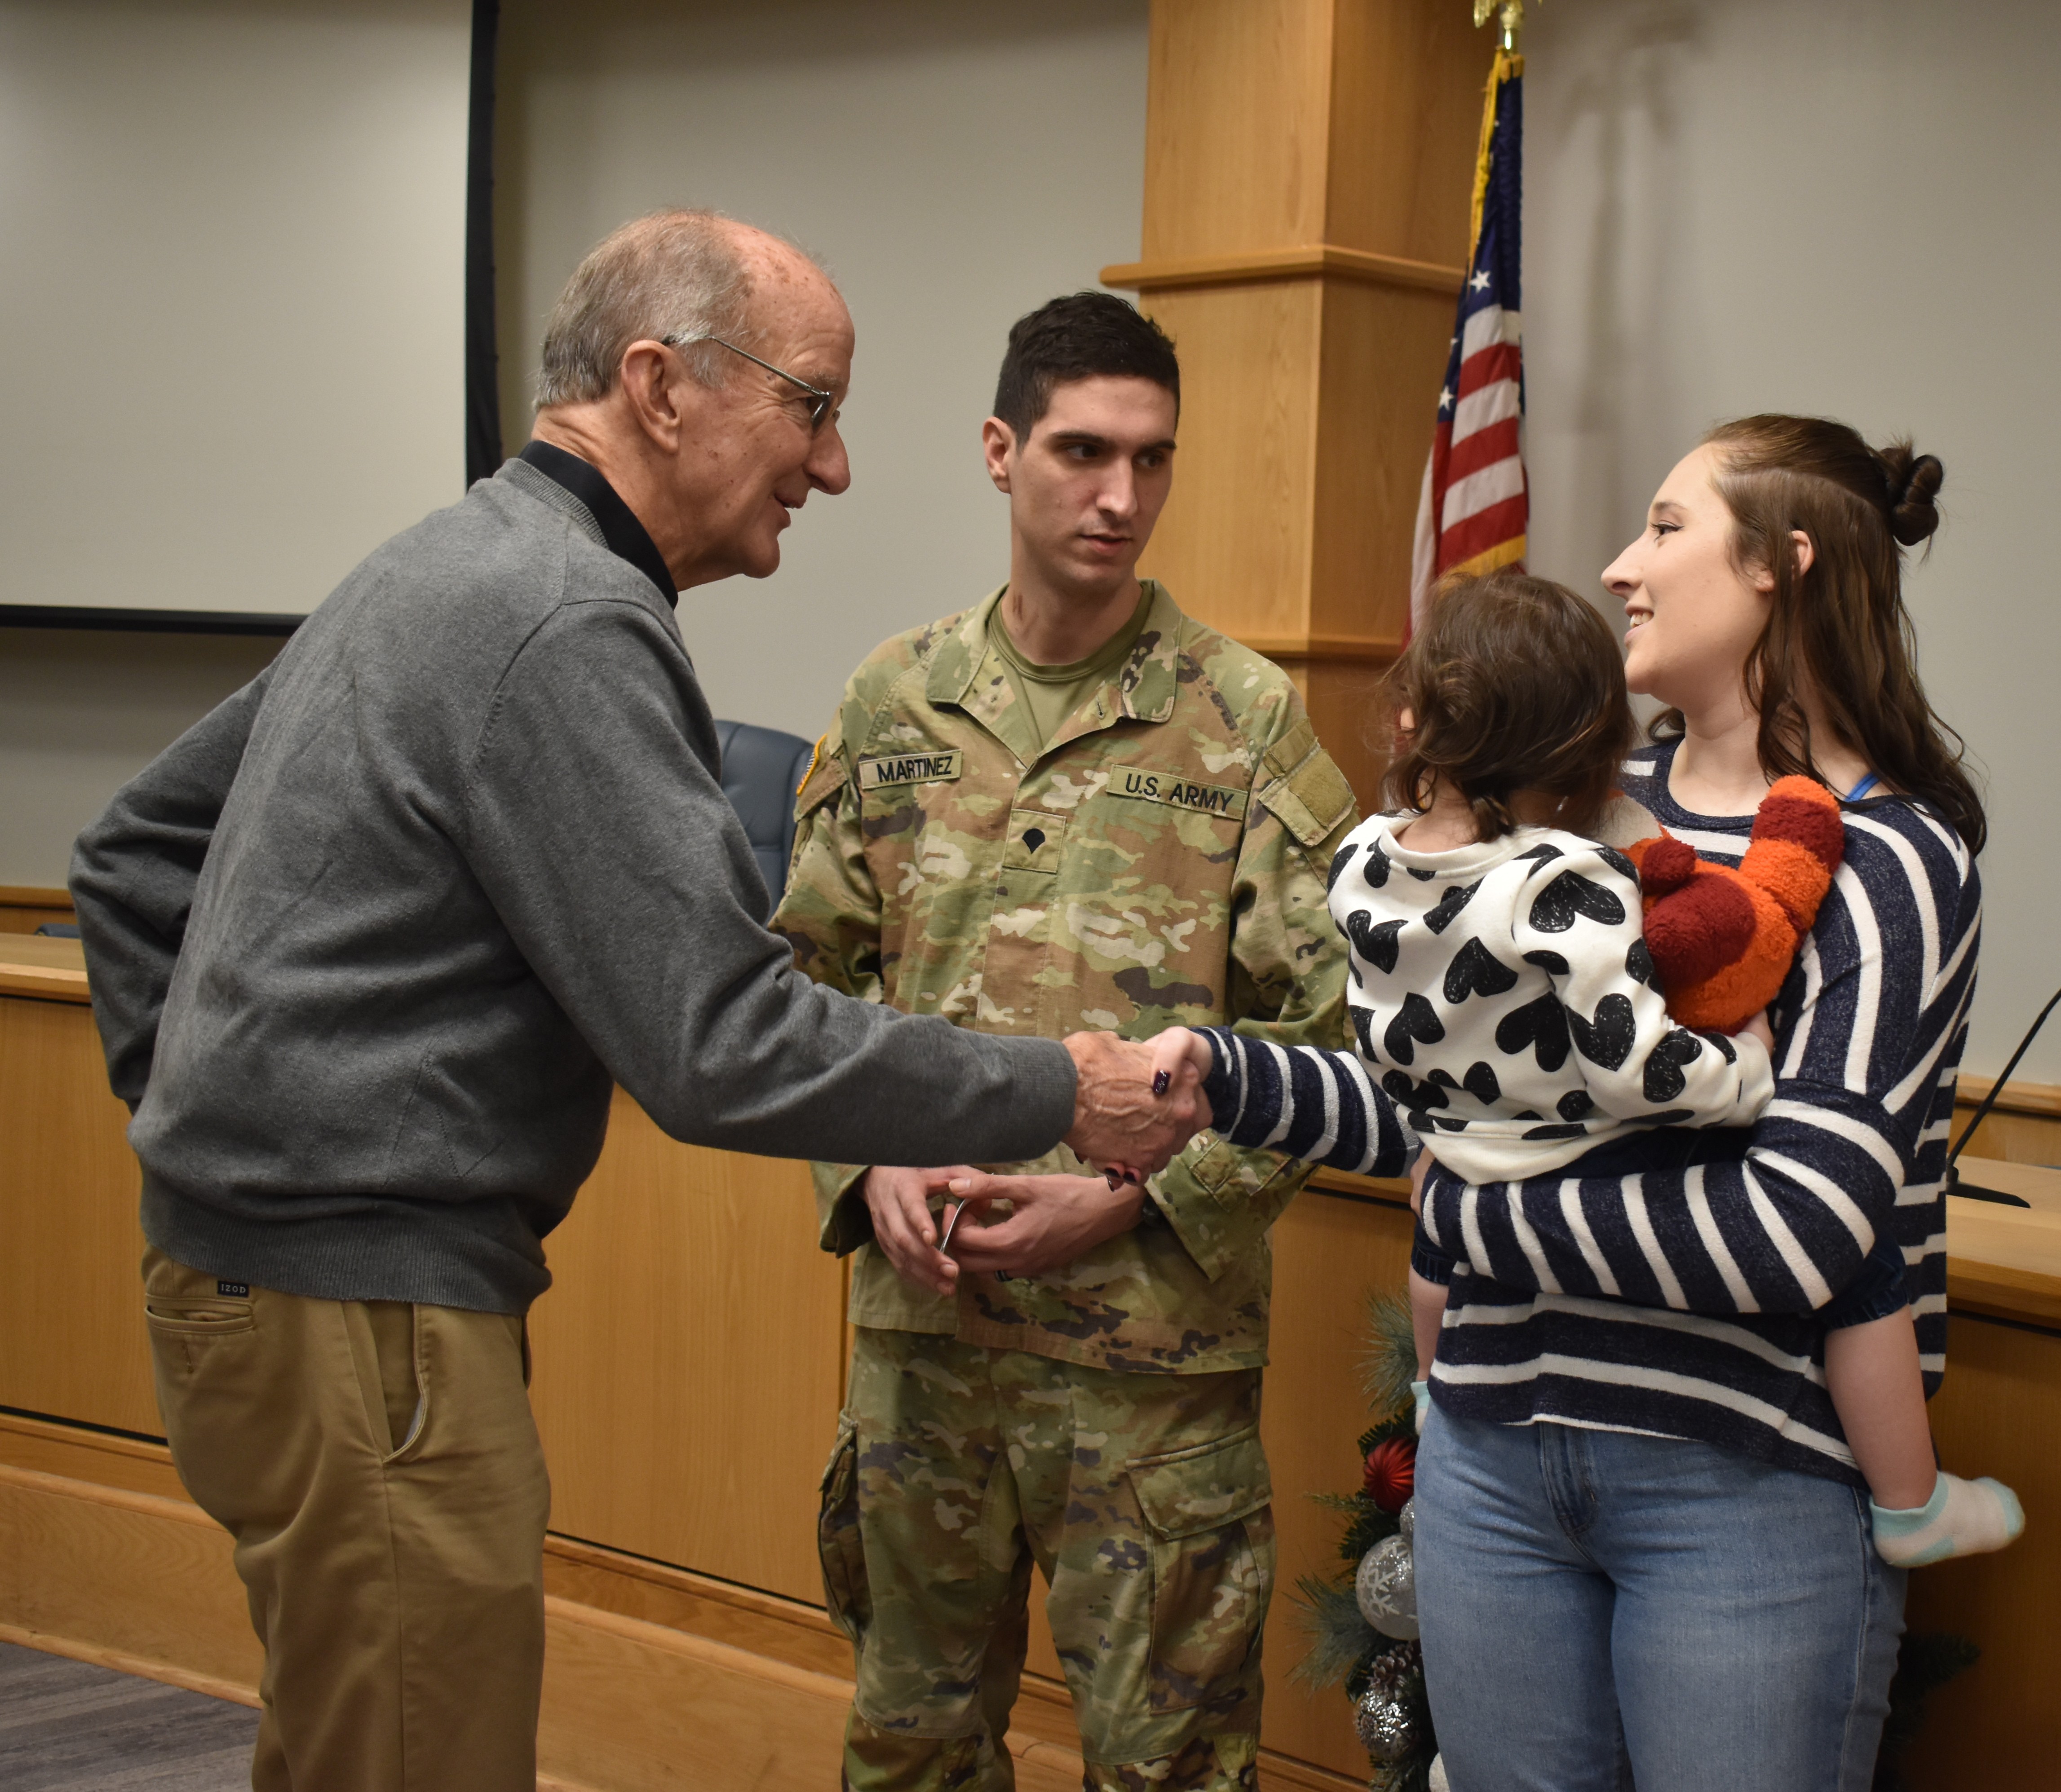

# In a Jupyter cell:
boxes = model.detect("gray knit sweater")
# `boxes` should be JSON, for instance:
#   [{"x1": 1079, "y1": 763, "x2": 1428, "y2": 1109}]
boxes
[{"x1": 71, "y1": 459, "x2": 1076, "y2": 1312}]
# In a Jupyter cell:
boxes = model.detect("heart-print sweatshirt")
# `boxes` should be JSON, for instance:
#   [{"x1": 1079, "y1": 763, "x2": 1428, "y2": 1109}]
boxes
[{"x1": 1269, "y1": 812, "x2": 1773, "y2": 1186}]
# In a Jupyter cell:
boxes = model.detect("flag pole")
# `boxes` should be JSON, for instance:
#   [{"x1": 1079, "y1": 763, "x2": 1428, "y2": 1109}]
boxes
[{"x1": 1474, "y1": 0, "x2": 1530, "y2": 53}]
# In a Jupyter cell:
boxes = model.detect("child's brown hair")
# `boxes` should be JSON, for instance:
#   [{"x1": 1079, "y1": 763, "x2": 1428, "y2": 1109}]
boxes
[{"x1": 1381, "y1": 570, "x2": 1636, "y2": 842}]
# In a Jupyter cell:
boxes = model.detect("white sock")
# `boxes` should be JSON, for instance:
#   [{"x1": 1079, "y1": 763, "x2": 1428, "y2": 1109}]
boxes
[{"x1": 1871, "y1": 1470, "x2": 2024, "y2": 1567}]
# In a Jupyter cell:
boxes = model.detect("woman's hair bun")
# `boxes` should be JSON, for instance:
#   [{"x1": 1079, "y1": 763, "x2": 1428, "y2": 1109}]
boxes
[{"x1": 1876, "y1": 439, "x2": 1943, "y2": 546}]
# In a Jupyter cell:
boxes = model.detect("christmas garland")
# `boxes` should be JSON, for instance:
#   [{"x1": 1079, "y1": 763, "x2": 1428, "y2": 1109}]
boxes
[{"x1": 1290, "y1": 1290, "x2": 1441, "y2": 1792}]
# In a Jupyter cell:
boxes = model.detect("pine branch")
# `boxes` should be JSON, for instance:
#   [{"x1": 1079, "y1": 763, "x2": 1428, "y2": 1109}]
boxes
[
  {"x1": 1360, "y1": 1289, "x2": 1419, "y2": 1420},
  {"x1": 1288, "y1": 1572, "x2": 1380, "y2": 1691}
]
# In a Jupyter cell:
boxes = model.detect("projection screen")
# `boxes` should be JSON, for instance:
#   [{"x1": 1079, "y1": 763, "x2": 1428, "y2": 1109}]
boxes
[{"x1": 0, "y1": 0, "x2": 471, "y2": 626}]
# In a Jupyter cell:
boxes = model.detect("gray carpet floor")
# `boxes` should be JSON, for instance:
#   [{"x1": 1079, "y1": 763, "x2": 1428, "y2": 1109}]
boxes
[{"x1": 0, "y1": 1641, "x2": 258, "y2": 1790}]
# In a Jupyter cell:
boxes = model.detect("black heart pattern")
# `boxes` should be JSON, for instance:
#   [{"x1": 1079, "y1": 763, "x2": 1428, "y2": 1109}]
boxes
[
  {"x1": 1444, "y1": 937, "x2": 1519, "y2": 1003},
  {"x1": 1556, "y1": 1089, "x2": 1595, "y2": 1121},
  {"x1": 1407, "y1": 866, "x2": 1437, "y2": 882},
  {"x1": 1625, "y1": 938, "x2": 1660, "y2": 989},
  {"x1": 1514, "y1": 843, "x2": 1564, "y2": 865},
  {"x1": 1523, "y1": 949, "x2": 1570, "y2": 975},
  {"x1": 1463, "y1": 1060, "x2": 1502, "y2": 1104},
  {"x1": 1642, "y1": 1028, "x2": 1706, "y2": 1102},
  {"x1": 1382, "y1": 1068, "x2": 1448, "y2": 1111},
  {"x1": 1327, "y1": 843, "x2": 1358, "y2": 892},
  {"x1": 1522, "y1": 1122, "x2": 1589, "y2": 1141},
  {"x1": 1495, "y1": 994, "x2": 1570, "y2": 1072},
  {"x1": 1383, "y1": 993, "x2": 1446, "y2": 1066},
  {"x1": 1423, "y1": 879, "x2": 1482, "y2": 936},
  {"x1": 1528, "y1": 871, "x2": 1627, "y2": 934},
  {"x1": 1597, "y1": 844, "x2": 1638, "y2": 882},
  {"x1": 1363, "y1": 843, "x2": 1392, "y2": 889},
  {"x1": 1351, "y1": 1005, "x2": 1377, "y2": 1057},
  {"x1": 1709, "y1": 1031, "x2": 1737, "y2": 1063},
  {"x1": 1567, "y1": 993, "x2": 1636, "y2": 1070},
  {"x1": 1347, "y1": 911, "x2": 1405, "y2": 975}
]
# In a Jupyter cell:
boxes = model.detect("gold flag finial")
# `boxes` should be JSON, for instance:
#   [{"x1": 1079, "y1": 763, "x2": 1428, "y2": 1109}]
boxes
[{"x1": 1473, "y1": 0, "x2": 1532, "y2": 53}]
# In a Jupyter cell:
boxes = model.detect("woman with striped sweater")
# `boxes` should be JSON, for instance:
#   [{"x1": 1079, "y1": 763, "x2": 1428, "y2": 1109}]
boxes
[{"x1": 1156, "y1": 417, "x2": 1995, "y2": 1789}]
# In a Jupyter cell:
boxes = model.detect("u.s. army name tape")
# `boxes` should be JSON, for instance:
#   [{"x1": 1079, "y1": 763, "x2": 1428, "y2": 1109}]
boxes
[{"x1": 1109, "y1": 767, "x2": 1249, "y2": 820}]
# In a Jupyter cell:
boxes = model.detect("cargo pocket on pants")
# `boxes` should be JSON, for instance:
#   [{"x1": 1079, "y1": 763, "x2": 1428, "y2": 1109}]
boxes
[
  {"x1": 818, "y1": 1413, "x2": 872, "y2": 1645},
  {"x1": 1129, "y1": 1425, "x2": 1276, "y2": 1715}
]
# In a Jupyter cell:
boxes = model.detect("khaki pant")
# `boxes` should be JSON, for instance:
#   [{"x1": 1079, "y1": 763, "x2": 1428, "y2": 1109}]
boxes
[
  {"x1": 821, "y1": 1330, "x2": 1274, "y2": 1792},
  {"x1": 143, "y1": 1249, "x2": 551, "y2": 1792}
]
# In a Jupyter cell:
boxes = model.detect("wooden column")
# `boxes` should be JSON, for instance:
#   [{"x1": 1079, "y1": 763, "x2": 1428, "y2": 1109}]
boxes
[{"x1": 1106, "y1": 0, "x2": 1488, "y2": 808}]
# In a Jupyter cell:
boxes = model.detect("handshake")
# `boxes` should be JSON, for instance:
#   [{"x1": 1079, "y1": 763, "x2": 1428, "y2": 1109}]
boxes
[{"x1": 861, "y1": 1028, "x2": 1219, "y2": 1298}]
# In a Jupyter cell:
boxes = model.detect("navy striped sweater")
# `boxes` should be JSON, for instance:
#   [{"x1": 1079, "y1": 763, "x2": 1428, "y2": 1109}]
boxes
[{"x1": 1197, "y1": 740, "x2": 1980, "y2": 1484}]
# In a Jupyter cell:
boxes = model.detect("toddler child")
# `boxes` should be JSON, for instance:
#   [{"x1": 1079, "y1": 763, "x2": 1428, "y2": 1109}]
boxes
[{"x1": 1150, "y1": 571, "x2": 2020, "y2": 1567}]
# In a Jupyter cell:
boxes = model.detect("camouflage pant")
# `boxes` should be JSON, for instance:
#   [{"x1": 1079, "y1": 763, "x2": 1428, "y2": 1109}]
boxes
[{"x1": 818, "y1": 1329, "x2": 1274, "y2": 1792}]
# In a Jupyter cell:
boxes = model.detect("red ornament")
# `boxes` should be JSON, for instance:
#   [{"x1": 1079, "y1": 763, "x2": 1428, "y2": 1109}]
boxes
[{"x1": 1362, "y1": 1436, "x2": 1416, "y2": 1513}]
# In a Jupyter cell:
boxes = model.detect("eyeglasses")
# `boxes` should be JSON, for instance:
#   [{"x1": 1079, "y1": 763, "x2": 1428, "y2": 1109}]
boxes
[{"x1": 662, "y1": 332, "x2": 838, "y2": 433}]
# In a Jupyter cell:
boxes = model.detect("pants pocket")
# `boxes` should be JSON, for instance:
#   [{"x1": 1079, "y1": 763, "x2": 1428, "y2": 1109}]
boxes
[
  {"x1": 367, "y1": 1302, "x2": 427, "y2": 1465},
  {"x1": 144, "y1": 1298, "x2": 255, "y2": 1336},
  {"x1": 143, "y1": 1252, "x2": 257, "y2": 1388},
  {"x1": 1129, "y1": 1424, "x2": 1276, "y2": 1716},
  {"x1": 818, "y1": 1413, "x2": 872, "y2": 1645}
]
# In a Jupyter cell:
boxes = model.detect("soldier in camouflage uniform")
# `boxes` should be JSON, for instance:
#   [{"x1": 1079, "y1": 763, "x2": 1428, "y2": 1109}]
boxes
[{"x1": 772, "y1": 295, "x2": 1361, "y2": 1792}]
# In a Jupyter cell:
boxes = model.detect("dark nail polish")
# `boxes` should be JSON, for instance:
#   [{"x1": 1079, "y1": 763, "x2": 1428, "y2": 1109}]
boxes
[{"x1": 1152, "y1": 1070, "x2": 1170, "y2": 1095}]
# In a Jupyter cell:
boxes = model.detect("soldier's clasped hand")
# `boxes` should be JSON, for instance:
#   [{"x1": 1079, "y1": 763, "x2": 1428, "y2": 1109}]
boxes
[{"x1": 860, "y1": 1163, "x2": 977, "y2": 1298}]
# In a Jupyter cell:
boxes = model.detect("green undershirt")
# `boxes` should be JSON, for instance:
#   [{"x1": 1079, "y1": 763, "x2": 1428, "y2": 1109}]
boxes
[{"x1": 990, "y1": 586, "x2": 1154, "y2": 755}]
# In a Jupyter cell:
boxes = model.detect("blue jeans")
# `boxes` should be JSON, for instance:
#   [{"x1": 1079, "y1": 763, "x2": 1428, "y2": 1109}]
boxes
[{"x1": 1414, "y1": 1409, "x2": 1905, "y2": 1791}]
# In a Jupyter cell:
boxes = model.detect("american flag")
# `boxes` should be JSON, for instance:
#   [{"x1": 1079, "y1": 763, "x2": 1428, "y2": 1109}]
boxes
[{"x1": 1408, "y1": 49, "x2": 1526, "y2": 638}]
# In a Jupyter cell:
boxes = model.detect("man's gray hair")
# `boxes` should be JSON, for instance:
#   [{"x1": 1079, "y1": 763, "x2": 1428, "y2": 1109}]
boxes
[{"x1": 535, "y1": 209, "x2": 772, "y2": 407}]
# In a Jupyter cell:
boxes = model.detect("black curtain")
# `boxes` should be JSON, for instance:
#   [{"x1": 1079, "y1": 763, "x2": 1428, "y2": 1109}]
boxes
[{"x1": 464, "y1": 0, "x2": 502, "y2": 486}]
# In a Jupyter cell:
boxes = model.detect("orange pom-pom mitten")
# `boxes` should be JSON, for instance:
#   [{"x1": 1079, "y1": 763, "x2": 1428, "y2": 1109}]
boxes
[{"x1": 1622, "y1": 777, "x2": 1846, "y2": 1033}]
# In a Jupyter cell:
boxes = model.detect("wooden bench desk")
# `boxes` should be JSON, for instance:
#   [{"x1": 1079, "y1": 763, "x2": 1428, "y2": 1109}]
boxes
[{"x1": 1, "y1": 936, "x2": 2054, "y2": 1789}]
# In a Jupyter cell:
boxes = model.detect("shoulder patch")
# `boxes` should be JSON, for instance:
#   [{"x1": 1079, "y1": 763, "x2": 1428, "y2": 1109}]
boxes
[
  {"x1": 1256, "y1": 719, "x2": 1358, "y2": 849},
  {"x1": 794, "y1": 736, "x2": 849, "y2": 820}
]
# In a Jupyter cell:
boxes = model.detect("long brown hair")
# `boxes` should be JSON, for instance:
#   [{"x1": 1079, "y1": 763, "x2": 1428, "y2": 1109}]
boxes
[
  {"x1": 1383, "y1": 571, "x2": 1636, "y2": 841},
  {"x1": 1654, "y1": 414, "x2": 1986, "y2": 852}
]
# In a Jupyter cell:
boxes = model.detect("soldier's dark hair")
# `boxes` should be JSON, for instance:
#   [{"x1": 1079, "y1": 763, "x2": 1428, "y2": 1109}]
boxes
[
  {"x1": 1383, "y1": 570, "x2": 1636, "y2": 843},
  {"x1": 991, "y1": 292, "x2": 1179, "y2": 439}
]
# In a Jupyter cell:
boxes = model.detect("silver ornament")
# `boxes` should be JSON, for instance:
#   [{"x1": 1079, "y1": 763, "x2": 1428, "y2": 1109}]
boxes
[
  {"x1": 1398, "y1": 1495, "x2": 1416, "y2": 1547},
  {"x1": 1354, "y1": 1533, "x2": 1419, "y2": 1639},
  {"x1": 1354, "y1": 1681, "x2": 1418, "y2": 1765}
]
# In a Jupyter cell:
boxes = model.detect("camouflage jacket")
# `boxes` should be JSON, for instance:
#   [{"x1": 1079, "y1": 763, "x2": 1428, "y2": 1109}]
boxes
[{"x1": 772, "y1": 581, "x2": 1359, "y2": 1374}]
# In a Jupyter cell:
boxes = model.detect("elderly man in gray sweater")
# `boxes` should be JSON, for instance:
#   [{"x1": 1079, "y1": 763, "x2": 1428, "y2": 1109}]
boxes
[{"x1": 71, "y1": 211, "x2": 1197, "y2": 1792}]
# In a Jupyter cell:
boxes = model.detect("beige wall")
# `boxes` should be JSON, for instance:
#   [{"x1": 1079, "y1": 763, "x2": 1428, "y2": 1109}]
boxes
[
  {"x1": 0, "y1": 629, "x2": 283, "y2": 887},
  {"x1": 493, "y1": 0, "x2": 1150, "y2": 746},
  {"x1": 1521, "y1": 0, "x2": 2061, "y2": 1081}
]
